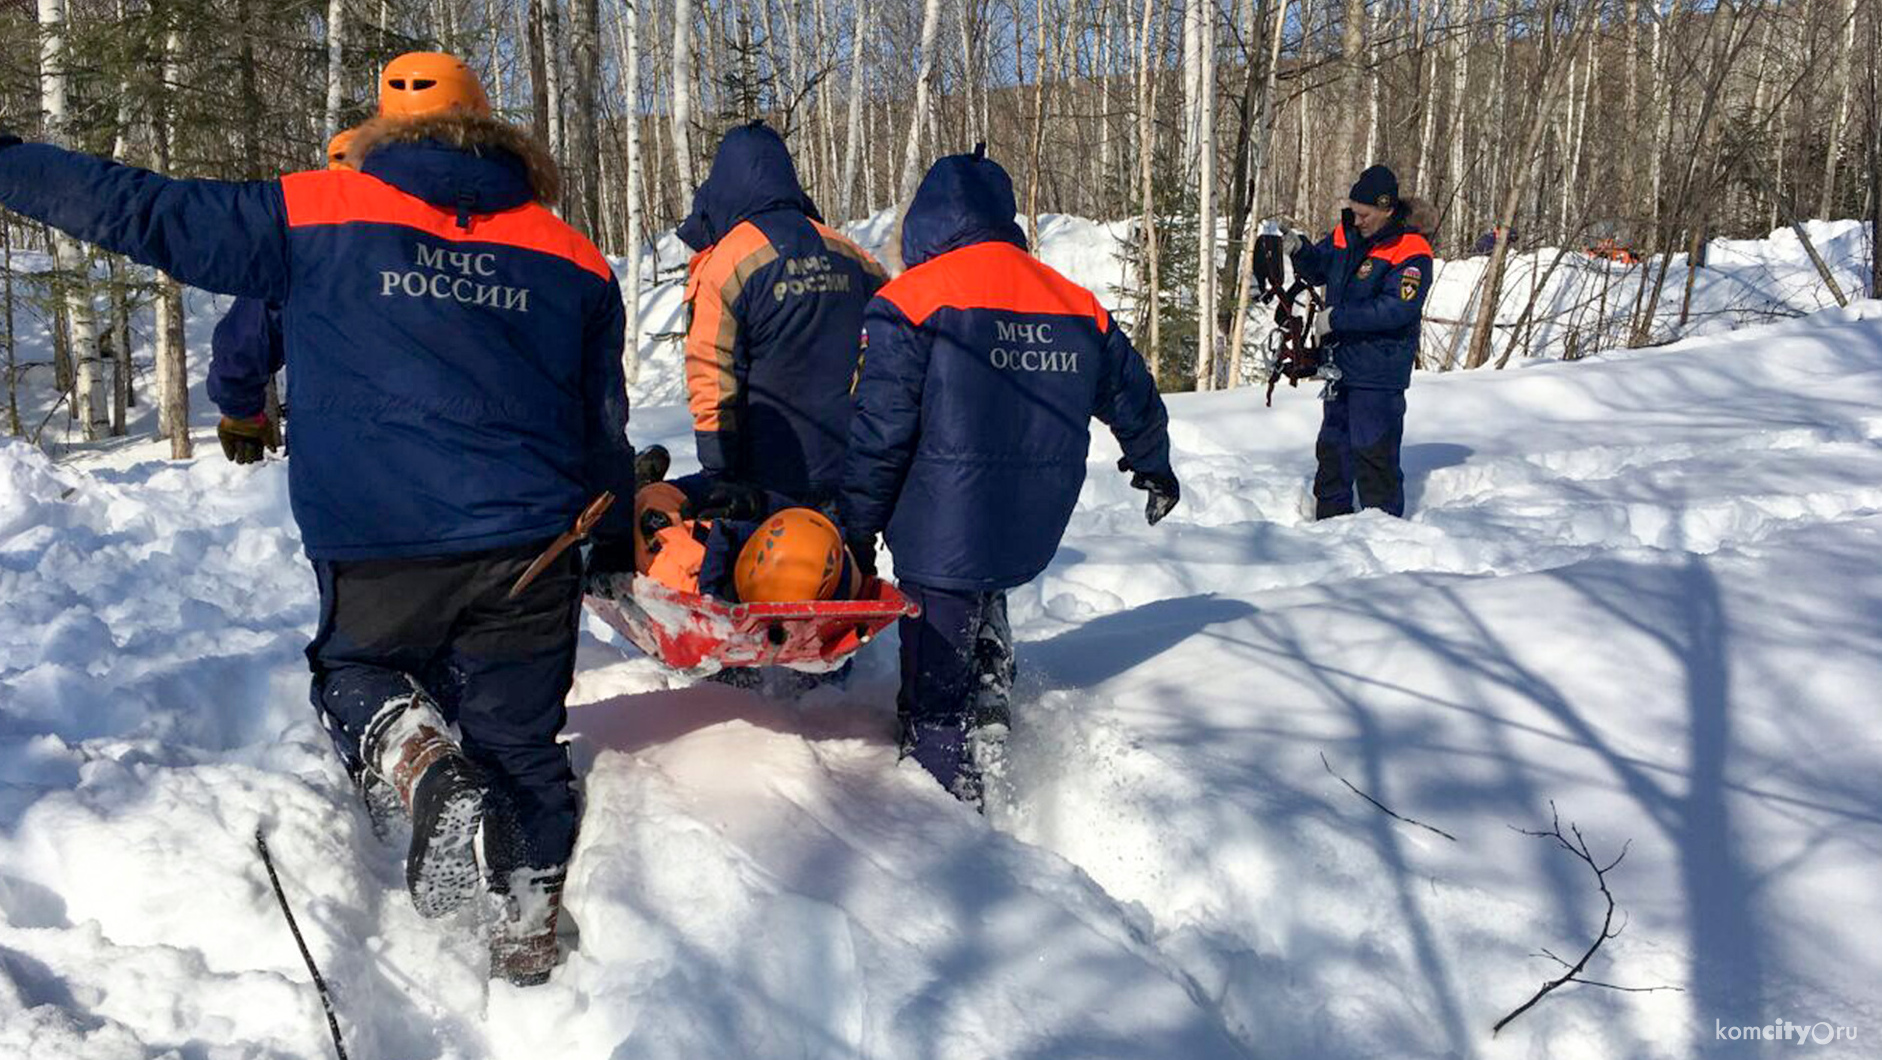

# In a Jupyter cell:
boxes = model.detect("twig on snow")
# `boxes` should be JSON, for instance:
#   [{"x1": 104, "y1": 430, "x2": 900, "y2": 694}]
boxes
[
  {"x1": 1319, "y1": 751, "x2": 1459, "y2": 842},
  {"x1": 1492, "y1": 802, "x2": 1681, "y2": 1036}
]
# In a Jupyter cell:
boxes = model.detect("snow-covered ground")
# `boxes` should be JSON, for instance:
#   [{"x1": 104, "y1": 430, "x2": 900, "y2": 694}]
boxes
[{"x1": 5, "y1": 254, "x2": 1882, "y2": 1056}]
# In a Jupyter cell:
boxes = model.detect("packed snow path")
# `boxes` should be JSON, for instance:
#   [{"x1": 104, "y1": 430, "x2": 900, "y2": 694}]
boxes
[{"x1": 4, "y1": 304, "x2": 1882, "y2": 1058}]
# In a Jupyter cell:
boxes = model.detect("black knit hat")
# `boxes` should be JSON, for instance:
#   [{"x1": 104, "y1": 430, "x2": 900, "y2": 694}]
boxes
[{"x1": 1349, "y1": 164, "x2": 1399, "y2": 210}]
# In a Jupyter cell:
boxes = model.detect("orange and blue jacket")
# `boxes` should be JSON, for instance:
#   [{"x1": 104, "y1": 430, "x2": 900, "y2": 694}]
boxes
[
  {"x1": 679, "y1": 124, "x2": 885, "y2": 503},
  {"x1": 0, "y1": 136, "x2": 634, "y2": 560},
  {"x1": 1292, "y1": 210, "x2": 1434, "y2": 390},
  {"x1": 839, "y1": 150, "x2": 1171, "y2": 592}
]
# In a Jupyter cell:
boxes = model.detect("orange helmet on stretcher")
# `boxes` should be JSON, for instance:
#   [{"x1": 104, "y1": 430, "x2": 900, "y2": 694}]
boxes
[{"x1": 734, "y1": 508, "x2": 851, "y2": 603}]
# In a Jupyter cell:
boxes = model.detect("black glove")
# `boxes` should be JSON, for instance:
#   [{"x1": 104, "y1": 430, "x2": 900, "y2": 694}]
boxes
[
  {"x1": 587, "y1": 533, "x2": 637, "y2": 576},
  {"x1": 690, "y1": 479, "x2": 768, "y2": 522},
  {"x1": 1119, "y1": 457, "x2": 1180, "y2": 526},
  {"x1": 634, "y1": 444, "x2": 670, "y2": 489},
  {"x1": 846, "y1": 534, "x2": 878, "y2": 579},
  {"x1": 0, "y1": 133, "x2": 20, "y2": 151},
  {"x1": 217, "y1": 413, "x2": 280, "y2": 465}
]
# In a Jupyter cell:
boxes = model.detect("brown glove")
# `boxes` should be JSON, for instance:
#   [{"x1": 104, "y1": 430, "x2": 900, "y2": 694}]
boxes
[{"x1": 217, "y1": 414, "x2": 280, "y2": 465}]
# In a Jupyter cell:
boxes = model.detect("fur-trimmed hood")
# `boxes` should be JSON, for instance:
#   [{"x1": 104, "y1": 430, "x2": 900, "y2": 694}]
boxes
[
  {"x1": 1398, "y1": 195, "x2": 1438, "y2": 237},
  {"x1": 349, "y1": 113, "x2": 561, "y2": 212}
]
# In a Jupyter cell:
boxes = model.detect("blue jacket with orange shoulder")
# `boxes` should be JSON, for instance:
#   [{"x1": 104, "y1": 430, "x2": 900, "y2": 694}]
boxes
[
  {"x1": 678, "y1": 124, "x2": 885, "y2": 503},
  {"x1": 1291, "y1": 206, "x2": 1434, "y2": 391},
  {"x1": 0, "y1": 117, "x2": 633, "y2": 560},
  {"x1": 207, "y1": 297, "x2": 285, "y2": 419},
  {"x1": 839, "y1": 150, "x2": 1171, "y2": 592}
]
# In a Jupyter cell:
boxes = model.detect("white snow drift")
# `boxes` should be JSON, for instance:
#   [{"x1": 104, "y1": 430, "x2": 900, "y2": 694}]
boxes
[{"x1": 2, "y1": 233, "x2": 1880, "y2": 1058}]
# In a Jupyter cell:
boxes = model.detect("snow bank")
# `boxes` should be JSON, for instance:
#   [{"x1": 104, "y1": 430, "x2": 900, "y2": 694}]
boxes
[{"x1": 4, "y1": 277, "x2": 1882, "y2": 1056}]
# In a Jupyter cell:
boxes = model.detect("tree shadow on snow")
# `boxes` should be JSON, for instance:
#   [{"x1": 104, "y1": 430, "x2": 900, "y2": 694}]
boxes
[{"x1": 1024, "y1": 594, "x2": 1260, "y2": 689}]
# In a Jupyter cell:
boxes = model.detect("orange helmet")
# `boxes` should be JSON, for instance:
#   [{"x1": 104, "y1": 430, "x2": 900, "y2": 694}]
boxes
[
  {"x1": 326, "y1": 128, "x2": 359, "y2": 171},
  {"x1": 734, "y1": 508, "x2": 847, "y2": 603},
  {"x1": 633, "y1": 483, "x2": 689, "y2": 574},
  {"x1": 378, "y1": 52, "x2": 491, "y2": 119}
]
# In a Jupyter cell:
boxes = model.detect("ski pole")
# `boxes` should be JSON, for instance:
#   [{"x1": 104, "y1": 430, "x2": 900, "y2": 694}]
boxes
[{"x1": 256, "y1": 829, "x2": 349, "y2": 1060}]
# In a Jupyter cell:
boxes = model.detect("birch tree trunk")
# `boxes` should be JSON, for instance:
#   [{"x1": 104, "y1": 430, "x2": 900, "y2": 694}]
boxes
[
  {"x1": 569, "y1": 0, "x2": 602, "y2": 237},
  {"x1": 624, "y1": 0, "x2": 643, "y2": 384},
  {"x1": 1817, "y1": 0, "x2": 1856, "y2": 219},
  {"x1": 38, "y1": 0, "x2": 106, "y2": 442},
  {"x1": 153, "y1": 6, "x2": 190, "y2": 457},
  {"x1": 1026, "y1": 0, "x2": 1053, "y2": 246},
  {"x1": 1445, "y1": 0, "x2": 1469, "y2": 241},
  {"x1": 545, "y1": 0, "x2": 566, "y2": 165},
  {"x1": 4, "y1": 223, "x2": 19, "y2": 437},
  {"x1": 1228, "y1": 0, "x2": 1288, "y2": 387},
  {"x1": 839, "y1": 0, "x2": 868, "y2": 219},
  {"x1": 1195, "y1": 0, "x2": 1219, "y2": 389},
  {"x1": 528, "y1": 0, "x2": 552, "y2": 144},
  {"x1": 324, "y1": 0, "x2": 346, "y2": 144},
  {"x1": 899, "y1": 0, "x2": 943, "y2": 199},
  {"x1": 1136, "y1": 0, "x2": 1162, "y2": 377},
  {"x1": 672, "y1": 0, "x2": 697, "y2": 191},
  {"x1": 1341, "y1": 0, "x2": 1367, "y2": 176}
]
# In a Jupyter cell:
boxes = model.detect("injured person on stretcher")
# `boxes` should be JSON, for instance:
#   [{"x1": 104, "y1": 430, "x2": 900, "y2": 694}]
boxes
[{"x1": 631, "y1": 476, "x2": 867, "y2": 604}]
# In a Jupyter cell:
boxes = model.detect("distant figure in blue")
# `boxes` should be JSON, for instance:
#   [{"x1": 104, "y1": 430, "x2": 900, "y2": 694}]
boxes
[{"x1": 1288, "y1": 164, "x2": 1436, "y2": 519}]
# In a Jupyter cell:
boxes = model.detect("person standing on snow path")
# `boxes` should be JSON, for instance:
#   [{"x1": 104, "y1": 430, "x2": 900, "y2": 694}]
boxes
[
  {"x1": 839, "y1": 146, "x2": 1178, "y2": 811},
  {"x1": 208, "y1": 129, "x2": 360, "y2": 465},
  {"x1": 672, "y1": 121, "x2": 887, "y2": 517},
  {"x1": 0, "y1": 52, "x2": 635, "y2": 988},
  {"x1": 1287, "y1": 164, "x2": 1435, "y2": 520}
]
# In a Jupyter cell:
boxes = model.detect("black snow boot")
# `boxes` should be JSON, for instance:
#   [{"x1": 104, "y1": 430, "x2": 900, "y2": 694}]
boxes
[
  {"x1": 362, "y1": 686, "x2": 487, "y2": 919},
  {"x1": 488, "y1": 865, "x2": 568, "y2": 987}
]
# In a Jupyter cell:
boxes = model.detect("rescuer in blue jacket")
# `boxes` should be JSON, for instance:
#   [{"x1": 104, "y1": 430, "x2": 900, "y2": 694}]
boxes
[
  {"x1": 1289, "y1": 164, "x2": 1435, "y2": 519},
  {"x1": 678, "y1": 122, "x2": 886, "y2": 508},
  {"x1": 207, "y1": 129, "x2": 359, "y2": 464},
  {"x1": 839, "y1": 147, "x2": 1178, "y2": 810},
  {"x1": 0, "y1": 54, "x2": 631, "y2": 987}
]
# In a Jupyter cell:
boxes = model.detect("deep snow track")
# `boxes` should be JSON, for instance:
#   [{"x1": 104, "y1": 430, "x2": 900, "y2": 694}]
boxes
[{"x1": 3, "y1": 305, "x2": 1881, "y2": 1058}]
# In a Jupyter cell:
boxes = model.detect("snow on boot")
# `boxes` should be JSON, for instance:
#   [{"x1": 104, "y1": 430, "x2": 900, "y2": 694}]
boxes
[
  {"x1": 902, "y1": 716, "x2": 982, "y2": 810},
  {"x1": 356, "y1": 770, "x2": 404, "y2": 843},
  {"x1": 362, "y1": 686, "x2": 486, "y2": 919},
  {"x1": 488, "y1": 865, "x2": 567, "y2": 987},
  {"x1": 965, "y1": 722, "x2": 1010, "y2": 815}
]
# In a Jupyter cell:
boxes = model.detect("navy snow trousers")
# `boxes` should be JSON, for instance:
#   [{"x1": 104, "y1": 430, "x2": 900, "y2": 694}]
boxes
[
  {"x1": 896, "y1": 582, "x2": 1015, "y2": 791},
  {"x1": 306, "y1": 541, "x2": 583, "y2": 870},
  {"x1": 1314, "y1": 386, "x2": 1407, "y2": 519}
]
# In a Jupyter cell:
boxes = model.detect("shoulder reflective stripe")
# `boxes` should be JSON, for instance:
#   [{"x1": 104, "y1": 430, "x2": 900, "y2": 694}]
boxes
[
  {"x1": 686, "y1": 221, "x2": 778, "y2": 434},
  {"x1": 1333, "y1": 226, "x2": 1348, "y2": 249},
  {"x1": 280, "y1": 170, "x2": 611, "y2": 280},
  {"x1": 1374, "y1": 232, "x2": 1434, "y2": 266},
  {"x1": 812, "y1": 221, "x2": 888, "y2": 282},
  {"x1": 877, "y1": 242, "x2": 1109, "y2": 330}
]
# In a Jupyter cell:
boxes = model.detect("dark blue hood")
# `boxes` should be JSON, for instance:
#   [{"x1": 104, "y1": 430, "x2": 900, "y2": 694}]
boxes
[
  {"x1": 678, "y1": 123, "x2": 821, "y2": 252},
  {"x1": 901, "y1": 150, "x2": 1028, "y2": 269},
  {"x1": 361, "y1": 140, "x2": 535, "y2": 219}
]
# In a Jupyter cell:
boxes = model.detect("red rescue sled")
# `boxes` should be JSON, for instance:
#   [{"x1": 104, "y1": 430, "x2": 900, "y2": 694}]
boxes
[{"x1": 584, "y1": 575, "x2": 920, "y2": 676}]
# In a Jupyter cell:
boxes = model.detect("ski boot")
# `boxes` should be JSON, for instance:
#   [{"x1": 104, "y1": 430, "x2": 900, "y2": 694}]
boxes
[
  {"x1": 361, "y1": 684, "x2": 487, "y2": 919},
  {"x1": 488, "y1": 865, "x2": 568, "y2": 987}
]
